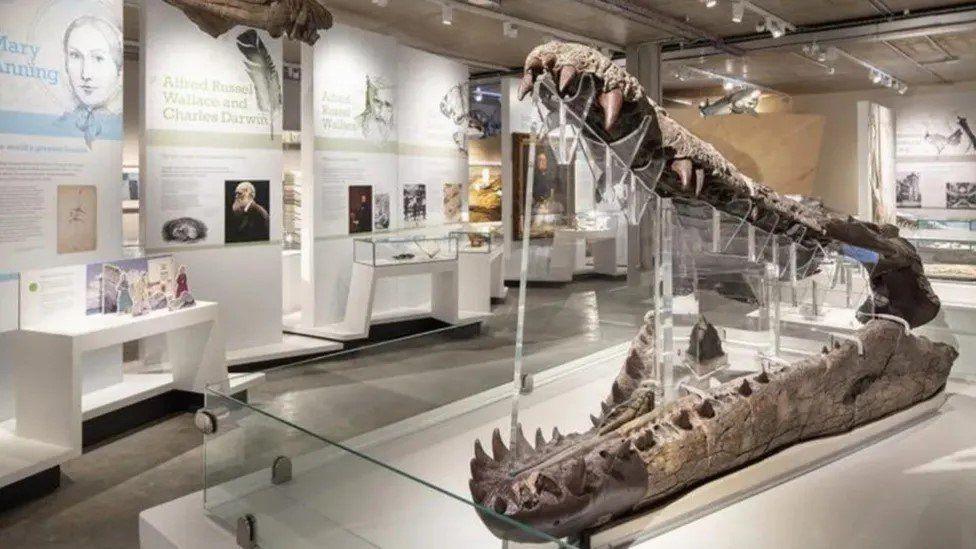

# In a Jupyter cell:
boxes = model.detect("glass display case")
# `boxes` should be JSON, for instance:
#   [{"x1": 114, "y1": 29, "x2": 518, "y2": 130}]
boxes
[
  {"x1": 353, "y1": 235, "x2": 459, "y2": 266},
  {"x1": 903, "y1": 229, "x2": 976, "y2": 281},
  {"x1": 449, "y1": 229, "x2": 499, "y2": 254}
]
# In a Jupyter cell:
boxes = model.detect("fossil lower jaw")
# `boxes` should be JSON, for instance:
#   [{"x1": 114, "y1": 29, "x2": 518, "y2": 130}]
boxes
[{"x1": 469, "y1": 320, "x2": 956, "y2": 542}]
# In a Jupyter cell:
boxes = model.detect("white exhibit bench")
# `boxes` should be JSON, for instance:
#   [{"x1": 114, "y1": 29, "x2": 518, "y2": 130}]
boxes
[{"x1": 0, "y1": 301, "x2": 261, "y2": 500}]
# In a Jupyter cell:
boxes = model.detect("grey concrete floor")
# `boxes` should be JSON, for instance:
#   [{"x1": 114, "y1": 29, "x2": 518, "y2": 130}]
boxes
[{"x1": 1, "y1": 277, "x2": 677, "y2": 548}]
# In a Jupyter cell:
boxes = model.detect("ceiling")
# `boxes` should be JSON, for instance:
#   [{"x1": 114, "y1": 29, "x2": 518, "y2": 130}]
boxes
[{"x1": 125, "y1": 0, "x2": 976, "y2": 97}]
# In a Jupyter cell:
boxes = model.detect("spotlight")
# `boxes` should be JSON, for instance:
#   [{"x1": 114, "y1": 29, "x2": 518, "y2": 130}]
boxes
[
  {"x1": 755, "y1": 21, "x2": 766, "y2": 33},
  {"x1": 769, "y1": 19, "x2": 784, "y2": 38},
  {"x1": 731, "y1": 0, "x2": 745, "y2": 23},
  {"x1": 897, "y1": 83, "x2": 908, "y2": 95},
  {"x1": 827, "y1": 66, "x2": 836, "y2": 75},
  {"x1": 705, "y1": 0, "x2": 718, "y2": 7},
  {"x1": 371, "y1": 0, "x2": 388, "y2": 6},
  {"x1": 474, "y1": 87, "x2": 483, "y2": 102},
  {"x1": 870, "y1": 70, "x2": 882, "y2": 84},
  {"x1": 441, "y1": 4, "x2": 453, "y2": 25},
  {"x1": 502, "y1": 21, "x2": 518, "y2": 38},
  {"x1": 723, "y1": 80, "x2": 735, "y2": 91}
]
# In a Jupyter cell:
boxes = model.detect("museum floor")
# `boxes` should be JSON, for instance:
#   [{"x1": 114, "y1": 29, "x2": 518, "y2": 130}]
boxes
[{"x1": 2, "y1": 277, "x2": 975, "y2": 548}]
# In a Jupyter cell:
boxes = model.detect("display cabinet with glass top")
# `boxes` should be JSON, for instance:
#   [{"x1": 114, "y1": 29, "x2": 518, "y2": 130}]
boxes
[
  {"x1": 353, "y1": 235, "x2": 459, "y2": 266},
  {"x1": 450, "y1": 229, "x2": 499, "y2": 254}
]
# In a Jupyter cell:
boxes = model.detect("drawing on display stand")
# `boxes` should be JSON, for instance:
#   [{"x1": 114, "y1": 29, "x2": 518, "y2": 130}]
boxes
[
  {"x1": 57, "y1": 185, "x2": 97, "y2": 254},
  {"x1": 115, "y1": 272, "x2": 133, "y2": 314},
  {"x1": 374, "y1": 192, "x2": 390, "y2": 231},
  {"x1": 896, "y1": 171, "x2": 921, "y2": 208},
  {"x1": 403, "y1": 184, "x2": 427, "y2": 226},
  {"x1": 946, "y1": 182, "x2": 976, "y2": 209},
  {"x1": 225, "y1": 180, "x2": 270, "y2": 243},
  {"x1": 236, "y1": 29, "x2": 282, "y2": 140},
  {"x1": 348, "y1": 185, "x2": 373, "y2": 234},
  {"x1": 170, "y1": 264, "x2": 196, "y2": 309},
  {"x1": 443, "y1": 183, "x2": 462, "y2": 223},
  {"x1": 130, "y1": 273, "x2": 150, "y2": 316},
  {"x1": 162, "y1": 217, "x2": 208, "y2": 243},
  {"x1": 357, "y1": 75, "x2": 394, "y2": 140}
]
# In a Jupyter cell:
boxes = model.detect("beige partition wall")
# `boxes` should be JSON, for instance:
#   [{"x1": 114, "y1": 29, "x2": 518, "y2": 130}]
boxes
[{"x1": 669, "y1": 110, "x2": 826, "y2": 197}]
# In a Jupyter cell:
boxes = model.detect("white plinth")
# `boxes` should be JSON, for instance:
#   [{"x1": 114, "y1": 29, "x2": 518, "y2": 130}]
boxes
[
  {"x1": 286, "y1": 260, "x2": 466, "y2": 341},
  {"x1": 459, "y1": 248, "x2": 504, "y2": 315},
  {"x1": 1, "y1": 302, "x2": 229, "y2": 490},
  {"x1": 139, "y1": 343, "x2": 971, "y2": 549}
]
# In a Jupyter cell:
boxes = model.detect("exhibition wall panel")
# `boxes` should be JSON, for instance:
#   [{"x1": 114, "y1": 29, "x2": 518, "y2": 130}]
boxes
[
  {"x1": 142, "y1": 1, "x2": 284, "y2": 352},
  {"x1": 298, "y1": 25, "x2": 471, "y2": 330},
  {"x1": 793, "y1": 81, "x2": 976, "y2": 218},
  {"x1": 0, "y1": 0, "x2": 124, "y2": 273}
]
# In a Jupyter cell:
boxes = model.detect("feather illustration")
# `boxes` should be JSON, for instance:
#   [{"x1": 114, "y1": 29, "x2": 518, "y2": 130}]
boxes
[{"x1": 236, "y1": 29, "x2": 282, "y2": 140}]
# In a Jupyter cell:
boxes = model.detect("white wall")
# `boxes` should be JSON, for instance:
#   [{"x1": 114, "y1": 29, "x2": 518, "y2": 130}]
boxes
[{"x1": 793, "y1": 81, "x2": 976, "y2": 216}]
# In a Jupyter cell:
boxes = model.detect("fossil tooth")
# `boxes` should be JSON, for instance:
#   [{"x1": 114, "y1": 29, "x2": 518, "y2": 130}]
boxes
[
  {"x1": 558, "y1": 65, "x2": 578, "y2": 93},
  {"x1": 552, "y1": 427, "x2": 563, "y2": 442},
  {"x1": 518, "y1": 72, "x2": 534, "y2": 100},
  {"x1": 491, "y1": 428, "x2": 509, "y2": 461},
  {"x1": 598, "y1": 87, "x2": 624, "y2": 132},
  {"x1": 601, "y1": 401, "x2": 611, "y2": 416},
  {"x1": 590, "y1": 414, "x2": 601, "y2": 428},
  {"x1": 535, "y1": 473, "x2": 563, "y2": 498},
  {"x1": 671, "y1": 158, "x2": 693, "y2": 189},
  {"x1": 611, "y1": 381, "x2": 626, "y2": 404},
  {"x1": 535, "y1": 428, "x2": 547, "y2": 450},
  {"x1": 695, "y1": 168, "x2": 705, "y2": 196},
  {"x1": 474, "y1": 440, "x2": 493, "y2": 466}
]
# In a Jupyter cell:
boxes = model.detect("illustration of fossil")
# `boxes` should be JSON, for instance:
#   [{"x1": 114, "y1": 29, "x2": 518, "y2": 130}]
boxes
[
  {"x1": 163, "y1": 0, "x2": 332, "y2": 45},
  {"x1": 925, "y1": 128, "x2": 962, "y2": 154},
  {"x1": 467, "y1": 42, "x2": 954, "y2": 543}
]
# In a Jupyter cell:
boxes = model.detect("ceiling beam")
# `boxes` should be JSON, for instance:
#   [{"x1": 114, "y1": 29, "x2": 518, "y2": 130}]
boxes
[
  {"x1": 662, "y1": 4, "x2": 976, "y2": 61},
  {"x1": 572, "y1": 0, "x2": 744, "y2": 56}
]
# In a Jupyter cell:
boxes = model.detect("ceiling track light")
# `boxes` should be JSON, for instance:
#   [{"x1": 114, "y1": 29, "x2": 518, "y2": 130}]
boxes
[
  {"x1": 733, "y1": 1, "x2": 794, "y2": 38},
  {"x1": 704, "y1": 0, "x2": 718, "y2": 8},
  {"x1": 371, "y1": 0, "x2": 388, "y2": 6},
  {"x1": 441, "y1": 3, "x2": 453, "y2": 25}
]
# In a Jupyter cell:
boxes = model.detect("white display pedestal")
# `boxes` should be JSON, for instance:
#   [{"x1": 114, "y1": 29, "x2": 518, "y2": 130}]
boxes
[
  {"x1": 458, "y1": 248, "x2": 504, "y2": 315},
  {"x1": 139, "y1": 342, "x2": 966, "y2": 549},
  {"x1": 556, "y1": 227, "x2": 621, "y2": 277},
  {"x1": 0, "y1": 302, "x2": 260, "y2": 493},
  {"x1": 286, "y1": 259, "x2": 471, "y2": 341}
]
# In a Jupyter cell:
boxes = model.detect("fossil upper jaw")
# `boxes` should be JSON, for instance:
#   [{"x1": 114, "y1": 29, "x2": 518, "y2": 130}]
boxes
[{"x1": 520, "y1": 41, "x2": 941, "y2": 329}]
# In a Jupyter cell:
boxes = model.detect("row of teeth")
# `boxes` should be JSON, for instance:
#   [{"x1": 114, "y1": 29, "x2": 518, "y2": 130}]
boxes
[{"x1": 518, "y1": 60, "x2": 624, "y2": 133}]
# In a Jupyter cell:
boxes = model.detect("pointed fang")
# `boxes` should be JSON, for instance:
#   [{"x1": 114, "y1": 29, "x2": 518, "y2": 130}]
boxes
[
  {"x1": 695, "y1": 168, "x2": 706, "y2": 196},
  {"x1": 590, "y1": 414, "x2": 601, "y2": 428},
  {"x1": 558, "y1": 65, "x2": 578, "y2": 93},
  {"x1": 535, "y1": 427, "x2": 546, "y2": 450},
  {"x1": 491, "y1": 427, "x2": 509, "y2": 461},
  {"x1": 552, "y1": 427, "x2": 563, "y2": 442},
  {"x1": 598, "y1": 88, "x2": 624, "y2": 132},
  {"x1": 518, "y1": 72, "x2": 534, "y2": 101},
  {"x1": 474, "y1": 439, "x2": 492, "y2": 465}
]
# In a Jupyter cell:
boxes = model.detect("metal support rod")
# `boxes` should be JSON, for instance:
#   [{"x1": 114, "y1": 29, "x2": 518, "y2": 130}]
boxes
[{"x1": 653, "y1": 196, "x2": 675, "y2": 405}]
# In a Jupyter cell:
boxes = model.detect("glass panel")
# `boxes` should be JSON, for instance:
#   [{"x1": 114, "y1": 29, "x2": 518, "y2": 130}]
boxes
[
  {"x1": 353, "y1": 235, "x2": 459, "y2": 265},
  {"x1": 203, "y1": 387, "x2": 575, "y2": 548}
]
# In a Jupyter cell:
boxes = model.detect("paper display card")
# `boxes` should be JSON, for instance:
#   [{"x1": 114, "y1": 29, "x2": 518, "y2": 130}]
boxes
[
  {"x1": 85, "y1": 255, "x2": 175, "y2": 314},
  {"x1": 0, "y1": 0, "x2": 123, "y2": 272},
  {"x1": 143, "y1": 1, "x2": 283, "y2": 250},
  {"x1": 19, "y1": 265, "x2": 87, "y2": 327}
]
